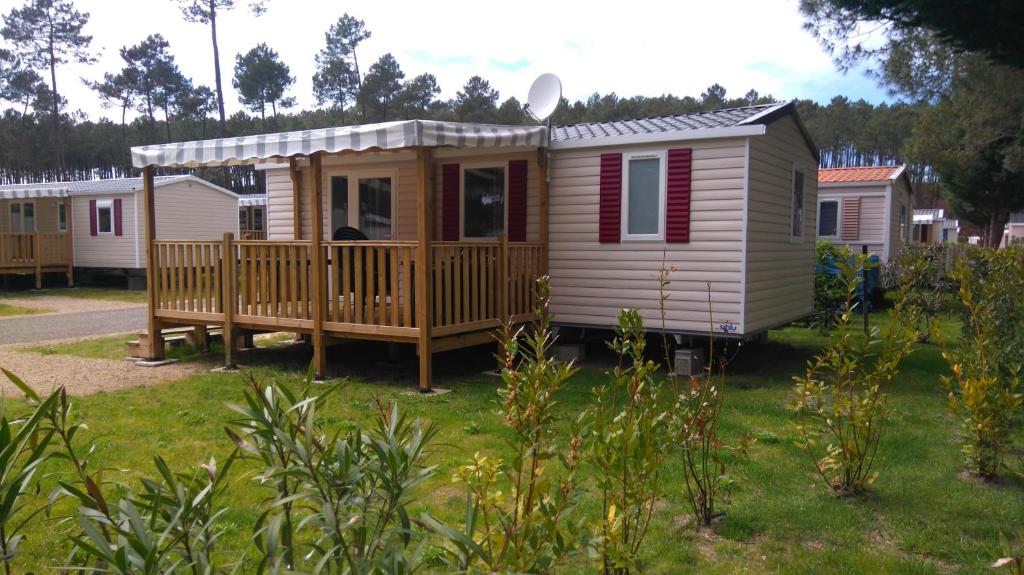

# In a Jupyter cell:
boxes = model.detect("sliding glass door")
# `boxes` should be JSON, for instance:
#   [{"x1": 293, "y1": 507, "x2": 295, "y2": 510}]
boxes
[{"x1": 329, "y1": 172, "x2": 394, "y2": 240}]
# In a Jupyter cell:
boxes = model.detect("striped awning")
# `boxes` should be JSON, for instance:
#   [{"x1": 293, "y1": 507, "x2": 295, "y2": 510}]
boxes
[
  {"x1": 0, "y1": 186, "x2": 68, "y2": 200},
  {"x1": 131, "y1": 120, "x2": 548, "y2": 168},
  {"x1": 238, "y1": 196, "x2": 266, "y2": 207}
]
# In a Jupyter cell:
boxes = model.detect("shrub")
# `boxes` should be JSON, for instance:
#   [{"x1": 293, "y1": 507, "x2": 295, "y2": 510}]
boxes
[
  {"x1": 884, "y1": 244, "x2": 950, "y2": 342},
  {"x1": 423, "y1": 277, "x2": 585, "y2": 573},
  {"x1": 583, "y1": 308, "x2": 670, "y2": 574},
  {"x1": 942, "y1": 248, "x2": 1024, "y2": 478},
  {"x1": 791, "y1": 251, "x2": 919, "y2": 494},
  {"x1": 812, "y1": 240, "x2": 848, "y2": 330},
  {"x1": 228, "y1": 371, "x2": 437, "y2": 573}
]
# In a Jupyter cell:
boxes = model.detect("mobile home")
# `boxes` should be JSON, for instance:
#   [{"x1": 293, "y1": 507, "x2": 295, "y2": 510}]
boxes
[
  {"x1": 0, "y1": 176, "x2": 239, "y2": 287},
  {"x1": 129, "y1": 101, "x2": 819, "y2": 388},
  {"x1": 815, "y1": 166, "x2": 914, "y2": 262},
  {"x1": 913, "y1": 208, "x2": 959, "y2": 245},
  {"x1": 238, "y1": 194, "x2": 267, "y2": 240}
]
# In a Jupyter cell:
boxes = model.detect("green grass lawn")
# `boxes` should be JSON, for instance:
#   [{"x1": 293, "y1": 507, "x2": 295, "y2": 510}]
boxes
[
  {"x1": 3, "y1": 319, "x2": 1022, "y2": 574},
  {"x1": 0, "y1": 301, "x2": 47, "y2": 317},
  {"x1": 0, "y1": 286, "x2": 146, "y2": 303},
  {"x1": 22, "y1": 333, "x2": 224, "y2": 361}
]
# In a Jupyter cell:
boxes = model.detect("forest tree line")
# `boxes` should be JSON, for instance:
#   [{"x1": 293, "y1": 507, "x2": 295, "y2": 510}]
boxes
[{"x1": 1, "y1": 0, "x2": 1020, "y2": 240}]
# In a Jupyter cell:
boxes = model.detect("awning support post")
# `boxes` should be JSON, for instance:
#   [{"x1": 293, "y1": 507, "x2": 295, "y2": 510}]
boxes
[
  {"x1": 143, "y1": 166, "x2": 164, "y2": 360},
  {"x1": 415, "y1": 148, "x2": 433, "y2": 392},
  {"x1": 64, "y1": 196, "x2": 73, "y2": 287},
  {"x1": 309, "y1": 153, "x2": 327, "y2": 378}
]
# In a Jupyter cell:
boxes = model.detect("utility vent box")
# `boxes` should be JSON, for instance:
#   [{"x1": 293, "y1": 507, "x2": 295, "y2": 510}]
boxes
[
  {"x1": 674, "y1": 348, "x2": 705, "y2": 377},
  {"x1": 552, "y1": 343, "x2": 586, "y2": 363}
]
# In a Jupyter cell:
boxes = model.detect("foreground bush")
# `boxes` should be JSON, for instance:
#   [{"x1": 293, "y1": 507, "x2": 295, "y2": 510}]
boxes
[
  {"x1": 791, "y1": 251, "x2": 919, "y2": 495},
  {"x1": 942, "y1": 248, "x2": 1024, "y2": 478},
  {"x1": 886, "y1": 244, "x2": 950, "y2": 342}
]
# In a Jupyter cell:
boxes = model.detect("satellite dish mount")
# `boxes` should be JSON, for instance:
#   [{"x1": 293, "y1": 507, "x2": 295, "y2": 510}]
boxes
[{"x1": 525, "y1": 73, "x2": 562, "y2": 124}]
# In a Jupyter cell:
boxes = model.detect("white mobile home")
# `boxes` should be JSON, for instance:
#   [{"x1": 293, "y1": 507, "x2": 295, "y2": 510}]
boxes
[
  {"x1": 0, "y1": 176, "x2": 239, "y2": 287},
  {"x1": 1003, "y1": 212, "x2": 1024, "y2": 247},
  {"x1": 816, "y1": 166, "x2": 914, "y2": 262},
  {"x1": 129, "y1": 101, "x2": 819, "y2": 387},
  {"x1": 913, "y1": 209, "x2": 959, "y2": 245}
]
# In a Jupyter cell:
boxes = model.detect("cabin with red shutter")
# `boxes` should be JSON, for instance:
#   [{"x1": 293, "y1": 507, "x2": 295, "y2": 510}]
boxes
[
  {"x1": 130, "y1": 103, "x2": 816, "y2": 390},
  {"x1": 0, "y1": 176, "x2": 238, "y2": 288}
]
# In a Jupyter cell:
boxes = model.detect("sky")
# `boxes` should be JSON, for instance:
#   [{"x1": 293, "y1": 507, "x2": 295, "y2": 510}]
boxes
[{"x1": 0, "y1": 0, "x2": 891, "y2": 122}]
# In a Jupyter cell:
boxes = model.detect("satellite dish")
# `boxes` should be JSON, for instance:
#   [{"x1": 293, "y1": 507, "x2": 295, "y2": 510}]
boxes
[{"x1": 526, "y1": 73, "x2": 561, "y2": 122}]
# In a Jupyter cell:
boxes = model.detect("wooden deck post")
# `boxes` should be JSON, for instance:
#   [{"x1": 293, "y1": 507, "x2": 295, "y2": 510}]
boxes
[
  {"x1": 63, "y1": 196, "x2": 73, "y2": 287},
  {"x1": 538, "y1": 147, "x2": 549, "y2": 277},
  {"x1": 33, "y1": 231, "x2": 41, "y2": 289},
  {"x1": 309, "y1": 153, "x2": 327, "y2": 378},
  {"x1": 142, "y1": 166, "x2": 164, "y2": 360},
  {"x1": 415, "y1": 147, "x2": 433, "y2": 392},
  {"x1": 222, "y1": 232, "x2": 236, "y2": 369},
  {"x1": 497, "y1": 233, "x2": 508, "y2": 324}
]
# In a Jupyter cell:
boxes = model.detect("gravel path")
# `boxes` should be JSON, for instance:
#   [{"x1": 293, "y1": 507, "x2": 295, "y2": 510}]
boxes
[
  {"x1": 0, "y1": 307, "x2": 147, "y2": 345},
  {"x1": 0, "y1": 338, "x2": 212, "y2": 397},
  {"x1": 0, "y1": 295, "x2": 143, "y2": 315}
]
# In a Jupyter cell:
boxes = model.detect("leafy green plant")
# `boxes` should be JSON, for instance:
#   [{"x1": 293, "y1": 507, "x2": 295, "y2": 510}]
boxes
[
  {"x1": 424, "y1": 277, "x2": 584, "y2": 573},
  {"x1": 0, "y1": 370, "x2": 59, "y2": 574},
  {"x1": 942, "y1": 248, "x2": 1024, "y2": 478},
  {"x1": 582, "y1": 307, "x2": 670, "y2": 574},
  {"x1": 229, "y1": 370, "x2": 437, "y2": 573},
  {"x1": 885, "y1": 244, "x2": 949, "y2": 342},
  {"x1": 991, "y1": 533, "x2": 1024, "y2": 574},
  {"x1": 791, "y1": 251, "x2": 919, "y2": 494},
  {"x1": 812, "y1": 240, "x2": 847, "y2": 331}
]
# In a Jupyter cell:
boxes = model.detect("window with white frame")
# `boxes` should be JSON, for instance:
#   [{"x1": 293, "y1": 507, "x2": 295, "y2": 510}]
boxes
[
  {"x1": 622, "y1": 150, "x2": 666, "y2": 240},
  {"x1": 95, "y1": 199, "x2": 113, "y2": 235},
  {"x1": 9, "y1": 202, "x2": 35, "y2": 233},
  {"x1": 463, "y1": 166, "x2": 506, "y2": 238},
  {"x1": 817, "y1": 199, "x2": 839, "y2": 238},
  {"x1": 328, "y1": 172, "x2": 395, "y2": 240},
  {"x1": 58, "y1": 203, "x2": 67, "y2": 232},
  {"x1": 791, "y1": 167, "x2": 805, "y2": 240}
]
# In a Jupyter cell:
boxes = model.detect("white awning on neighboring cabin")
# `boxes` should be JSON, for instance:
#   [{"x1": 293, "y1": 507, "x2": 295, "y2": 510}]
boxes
[
  {"x1": 131, "y1": 120, "x2": 549, "y2": 169},
  {"x1": 238, "y1": 196, "x2": 266, "y2": 207},
  {"x1": 0, "y1": 186, "x2": 68, "y2": 200}
]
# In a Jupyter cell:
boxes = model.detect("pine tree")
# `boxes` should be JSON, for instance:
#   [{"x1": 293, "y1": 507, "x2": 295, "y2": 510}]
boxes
[{"x1": 233, "y1": 43, "x2": 294, "y2": 122}]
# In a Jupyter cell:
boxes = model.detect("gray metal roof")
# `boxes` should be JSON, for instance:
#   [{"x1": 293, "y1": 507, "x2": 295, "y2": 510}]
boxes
[
  {"x1": 0, "y1": 176, "x2": 184, "y2": 195},
  {"x1": 551, "y1": 102, "x2": 787, "y2": 142}
]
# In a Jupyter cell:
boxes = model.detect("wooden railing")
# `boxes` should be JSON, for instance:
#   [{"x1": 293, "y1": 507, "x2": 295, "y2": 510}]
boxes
[
  {"x1": 237, "y1": 241, "x2": 314, "y2": 328},
  {"x1": 148, "y1": 236, "x2": 544, "y2": 341},
  {"x1": 240, "y1": 229, "x2": 266, "y2": 241},
  {"x1": 152, "y1": 241, "x2": 225, "y2": 318},
  {"x1": 0, "y1": 233, "x2": 70, "y2": 268}
]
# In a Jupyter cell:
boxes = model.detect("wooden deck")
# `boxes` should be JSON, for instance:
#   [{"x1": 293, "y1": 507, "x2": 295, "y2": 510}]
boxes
[
  {"x1": 0, "y1": 232, "x2": 73, "y2": 287},
  {"x1": 148, "y1": 236, "x2": 543, "y2": 362}
]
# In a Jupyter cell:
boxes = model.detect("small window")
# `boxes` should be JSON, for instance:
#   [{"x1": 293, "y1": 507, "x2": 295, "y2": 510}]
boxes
[
  {"x1": 58, "y1": 203, "x2": 67, "y2": 232},
  {"x1": 791, "y1": 167, "x2": 805, "y2": 240},
  {"x1": 463, "y1": 166, "x2": 505, "y2": 238},
  {"x1": 9, "y1": 202, "x2": 35, "y2": 233},
  {"x1": 817, "y1": 200, "x2": 839, "y2": 238},
  {"x1": 899, "y1": 205, "x2": 908, "y2": 241},
  {"x1": 622, "y1": 151, "x2": 666, "y2": 240},
  {"x1": 239, "y1": 209, "x2": 249, "y2": 230},
  {"x1": 253, "y1": 207, "x2": 264, "y2": 231},
  {"x1": 96, "y1": 200, "x2": 113, "y2": 235}
]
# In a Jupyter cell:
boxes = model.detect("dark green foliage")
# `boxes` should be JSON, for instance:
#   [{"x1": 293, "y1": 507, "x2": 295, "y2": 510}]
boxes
[
  {"x1": 312, "y1": 14, "x2": 369, "y2": 116},
  {"x1": 232, "y1": 43, "x2": 294, "y2": 121},
  {"x1": 357, "y1": 53, "x2": 405, "y2": 123},
  {"x1": 884, "y1": 244, "x2": 950, "y2": 342}
]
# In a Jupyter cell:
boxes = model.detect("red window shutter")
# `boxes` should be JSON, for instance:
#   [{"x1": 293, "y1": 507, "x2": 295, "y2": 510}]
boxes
[
  {"x1": 666, "y1": 148, "x2": 692, "y2": 243},
  {"x1": 113, "y1": 198, "x2": 123, "y2": 236},
  {"x1": 442, "y1": 163, "x2": 460, "y2": 241},
  {"x1": 599, "y1": 153, "x2": 622, "y2": 243},
  {"x1": 89, "y1": 200, "x2": 97, "y2": 236},
  {"x1": 507, "y1": 159, "x2": 528, "y2": 241}
]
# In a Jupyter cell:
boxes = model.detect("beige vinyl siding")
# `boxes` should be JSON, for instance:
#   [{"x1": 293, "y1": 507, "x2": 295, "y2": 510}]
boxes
[
  {"x1": 0, "y1": 198, "x2": 63, "y2": 233},
  {"x1": 745, "y1": 116, "x2": 818, "y2": 333},
  {"x1": 548, "y1": 139, "x2": 746, "y2": 334},
  {"x1": 818, "y1": 182, "x2": 905, "y2": 260},
  {"x1": 266, "y1": 168, "x2": 295, "y2": 239},
  {"x1": 888, "y1": 178, "x2": 913, "y2": 258},
  {"x1": 72, "y1": 192, "x2": 137, "y2": 268}
]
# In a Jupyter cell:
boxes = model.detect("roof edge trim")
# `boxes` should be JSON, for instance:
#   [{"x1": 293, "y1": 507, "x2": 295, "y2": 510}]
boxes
[{"x1": 549, "y1": 125, "x2": 766, "y2": 150}]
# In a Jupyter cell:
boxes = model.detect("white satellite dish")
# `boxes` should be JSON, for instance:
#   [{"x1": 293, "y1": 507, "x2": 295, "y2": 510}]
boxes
[{"x1": 526, "y1": 73, "x2": 562, "y2": 123}]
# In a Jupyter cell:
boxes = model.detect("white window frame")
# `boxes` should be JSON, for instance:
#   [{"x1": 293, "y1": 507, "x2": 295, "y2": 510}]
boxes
[
  {"x1": 325, "y1": 168, "x2": 398, "y2": 240},
  {"x1": 57, "y1": 202, "x2": 67, "y2": 232},
  {"x1": 460, "y1": 162, "x2": 509, "y2": 241},
  {"x1": 621, "y1": 150, "x2": 667, "y2": 242},
  {"x1": 790, "y1": 164, "x2": 805, "y2": 242},
  {"x1": 9, "y1": 201, "x2": 35, "y2": 233},
  {"x1": 816, "y1": 198, "x2": 841, "y2": 240},
  {"x1": 95, "y1": 199, "x2": 114, "y2": 236}
]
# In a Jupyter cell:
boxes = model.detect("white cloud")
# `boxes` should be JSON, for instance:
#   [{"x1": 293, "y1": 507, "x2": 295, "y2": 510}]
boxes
[{"x1": 3, "y1": 0, "x2": 889, "y2": 123}]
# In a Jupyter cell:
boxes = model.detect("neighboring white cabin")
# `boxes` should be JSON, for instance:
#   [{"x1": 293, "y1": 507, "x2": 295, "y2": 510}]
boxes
[
  {"x1": 815, "y1": 166, "x2": 914, "y2": 262},
  {"x1": 259, "y1": 102, "x2": 819, "y2": 338},
  {"x1": 0, "y1": 176, "x2": 238, "y2": 273},
  {"x1": 913, "y1": 209, "x2": 959, "y2": 245},
  {"x1": 1003, "y1": 212, "x2": 1024, "y2": 247}
]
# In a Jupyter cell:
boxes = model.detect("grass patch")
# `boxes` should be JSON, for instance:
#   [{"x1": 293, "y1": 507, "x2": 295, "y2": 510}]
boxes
[
  {"x1": 0, "y1": 287, "x2": 145, "y2": 303},
  {"x1": 3, "y1": 318, "x2": 1021, "y2": 573},
  {"x1": 0, "y1": 302, "x2": 47, "y2": 317}
]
